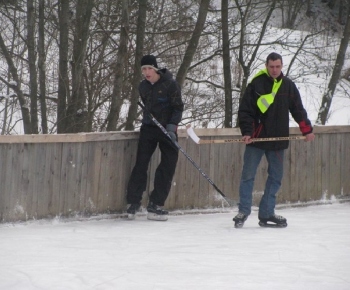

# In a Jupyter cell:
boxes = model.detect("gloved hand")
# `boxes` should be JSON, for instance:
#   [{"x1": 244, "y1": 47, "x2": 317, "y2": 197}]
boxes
[{"x1": 166, "y1": 124, "x2": 177, "y2": 142}]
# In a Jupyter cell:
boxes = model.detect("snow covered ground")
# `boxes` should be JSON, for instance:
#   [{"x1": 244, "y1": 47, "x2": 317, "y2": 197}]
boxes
[{"x1": 0, "y1": 202, "x2": 349, "y2": 290}]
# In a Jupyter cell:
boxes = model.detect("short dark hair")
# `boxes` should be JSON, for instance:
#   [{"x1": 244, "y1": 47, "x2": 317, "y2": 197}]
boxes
[{"x1": 266, "y1": 52, "x2": 283, "y2": 64}]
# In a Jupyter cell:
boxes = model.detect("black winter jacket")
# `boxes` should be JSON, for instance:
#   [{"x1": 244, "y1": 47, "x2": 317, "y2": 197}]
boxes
[
  {"x1": 238, "y1": 72, "x2": 313, "y2": 150},
  {"x1": 139, "y1": 68, "x2": 184, "y2": 128}
]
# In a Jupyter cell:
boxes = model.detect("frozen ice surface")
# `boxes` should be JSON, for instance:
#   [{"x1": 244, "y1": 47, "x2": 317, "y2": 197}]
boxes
[{"x1": 0, "y1": 203, "x2": 349, "y2": 290}]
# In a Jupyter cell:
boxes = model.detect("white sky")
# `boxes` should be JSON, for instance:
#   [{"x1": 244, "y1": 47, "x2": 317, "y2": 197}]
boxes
[{"x1": 0, "y1": 202, "x2": 349, "y2": 290}]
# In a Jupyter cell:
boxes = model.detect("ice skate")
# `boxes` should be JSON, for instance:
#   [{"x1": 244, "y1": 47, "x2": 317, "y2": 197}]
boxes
[
  {"x1": 233, "y1": 212, "x2": 248, "y2": 228},
  {"x1": 147, "y1": 202, "x2": 168, "y2": 221},
  {"x1": 126, "y1": 203, "x2": 141, "y2": 220},
  {"x1": 258, "y1": 214, "x2": 287, "y2": 228}
]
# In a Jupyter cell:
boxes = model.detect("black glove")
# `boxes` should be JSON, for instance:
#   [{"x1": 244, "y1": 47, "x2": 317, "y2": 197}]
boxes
[{"x1": 166, "y1": 124, "x2": 177, "y2": 142}]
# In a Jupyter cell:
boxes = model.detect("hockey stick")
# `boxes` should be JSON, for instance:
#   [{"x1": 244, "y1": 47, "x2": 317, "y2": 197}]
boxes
[
  {"x1": 186, "y1": 124, "x2": 306, "y2": 144},
  {"x1": 137, "y1": 101, "x2": 235, "y2": 207}
]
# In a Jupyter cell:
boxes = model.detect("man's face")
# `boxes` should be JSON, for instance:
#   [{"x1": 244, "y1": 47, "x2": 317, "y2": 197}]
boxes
[
  {"x1": 141, "y1": 67, "x2": 159, "y2": 83},
  {"x1": 266, "y1": 59, "x2": 283, "y2": 79}
]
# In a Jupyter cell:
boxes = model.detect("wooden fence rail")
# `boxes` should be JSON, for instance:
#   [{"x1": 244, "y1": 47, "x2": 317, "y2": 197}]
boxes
[{"x1": 0, "y1": 125, "x2": 349, "y2": 223}]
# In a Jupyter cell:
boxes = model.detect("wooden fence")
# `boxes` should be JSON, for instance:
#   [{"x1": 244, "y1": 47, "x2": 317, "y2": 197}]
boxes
[{"x1": 0, "y1": 125, "x2": 349, "y2": 223}]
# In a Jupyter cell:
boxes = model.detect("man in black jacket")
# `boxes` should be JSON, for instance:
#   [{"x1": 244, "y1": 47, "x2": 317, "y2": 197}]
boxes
[
  {"x1": 126, "y1": 55, "x2": 184, "y2": 221},
  {"x1": 233, "y1": 52, "x2": 315, "y2": 228}
]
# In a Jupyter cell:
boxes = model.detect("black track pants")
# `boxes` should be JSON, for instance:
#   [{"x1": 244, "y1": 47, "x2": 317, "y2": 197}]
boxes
[{"x1": 126, "y1": 125, "x2": 179, "y2": 206}]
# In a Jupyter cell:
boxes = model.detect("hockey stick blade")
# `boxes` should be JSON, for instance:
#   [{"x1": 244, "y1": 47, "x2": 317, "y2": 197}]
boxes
[{"x1": 186, "y1": 124, "x2": 201, "y2": 144}]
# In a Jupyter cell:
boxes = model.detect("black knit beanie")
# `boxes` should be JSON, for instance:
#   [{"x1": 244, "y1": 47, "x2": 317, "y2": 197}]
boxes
[{"x1": 140, "y1": 55, "x2": 158, "y2": 70}]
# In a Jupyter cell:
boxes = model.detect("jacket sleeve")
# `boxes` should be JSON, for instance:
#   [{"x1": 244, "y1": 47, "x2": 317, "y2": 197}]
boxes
[
  {"x1": 167, "y1": 81, "x2": 184, "y2": 125},
  {"x1": 288, "y1": 81, "x2": 313, "y2": 135},
  {"x1": 238, "y1": 82, "x2": 259, "y2": 136}
]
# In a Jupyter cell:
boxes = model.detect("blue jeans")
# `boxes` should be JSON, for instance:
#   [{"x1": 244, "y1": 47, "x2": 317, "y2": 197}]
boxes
[{"x1": 238, "y1": 146, "x2": 284, "y2": 218}]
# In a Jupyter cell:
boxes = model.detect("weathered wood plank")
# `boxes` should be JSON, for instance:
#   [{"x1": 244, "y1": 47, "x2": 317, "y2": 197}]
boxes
[
  {"x1": 212, "y1": 141, "x2": 231, "y2": 207},
  {"x1": 170, "y1": 139, "x2": 188, "y2": 209},
  {"x1": 112, "y1": 140, "x2": 127, "y2": 212},
  {"x1": 101, "y1": 141, "x2": 123, "y2": 212},
  {"x1": 34, "y1": 143, "x2": 49, "y2": 219},
  {"x1": 12, "y1": 144, "x2": 28, "y2": 221},
  {"x1": 0, "y1": 145, "x2": 6, "y2": 220},
  {"x1": 329, "y1": 133, "x2": 342, "y2": 197},
  {"x1": 123, "y1": 139, "x2": 139, "y2": 209},
  {"x1": 231, "y1": 144, "x2": 245, "y2": 203},
  {"x1": 313, "y1": 134, "x2": 323, "y2": 202},
  {"x1": 4, "y1": 145, "x2": 17, "y2": 221},
  {"x1": 96, "y1": 142, "x2": 112, "y2": 212},
  {"x1": 321, "y1": 134, "x2": 331, "y2": 199},
  {"x1": 298, "y1": 139, "x2": 309, "y2": 201},
  {"x1": 182, "y1": 137, "x2": 200, "y2": 208},
  {"x1": 341, "y1": 133, "x2": 350, "y2": 197},
  {"x1": 46, "y1": 143, "x2": 62, "y2": 218},
  {"x1": 194, "y1": 140, "x2": 206, "y2": 208},
  {"x1": 288, "y1": 144, "x2": 296, "y2": 203},
  {"x1": 85, "y1": 141, "x2": 103, "y2": 215},
  {"x1": 197, "y1": 142, "x2": 211, "y2": 208}
]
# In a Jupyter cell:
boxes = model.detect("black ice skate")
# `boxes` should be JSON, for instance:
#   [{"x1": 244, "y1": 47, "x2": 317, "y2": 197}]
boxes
[
  {"x1": 233, "y1": 212, "x2": 248, "y2": 228},
  {"x1": 147, "y1": 202, "x2": 168, "y2": 221},
  {"x1": 258, "y1": 214, "x2": 287, "y2": 228},
  {"x1": 126, "y1": 203, "x2": 141, "y2": 220}
]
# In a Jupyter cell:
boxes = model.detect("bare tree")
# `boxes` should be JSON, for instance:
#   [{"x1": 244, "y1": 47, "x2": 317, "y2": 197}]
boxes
[
  {"x1": 222, "y1": 0, "x2": 232, "y2": 127},
  {"x1": 0, "y1": 32, "x2": 32, "y2": 133},
  {"x1": 27, "y1": 0, "x2": 38, "y2": 134},
  {"x1": 66, "y1": 0, "x2": 94, "y2": 133},
  {"x1": 176, "y1": 0, "x2": 211, "y2": 88},
  {"x1": 106, "y1": 0, "x2": 129, "y2": 131},
  {"x1": 316, "y1": 1, "x2": 350, "y2": 125},
  {"x1": 38, "y1": 0, "x2": 48, "y2": 133},
  {"x1": 124, "y1": 0, "x2": 146, "y2": 131},
  {"x1": 0, "y1": 4, "x2": 18, "y2": 135},
  {"x1": 57, "y1": 0, "x2": 70, "y2": 133}
]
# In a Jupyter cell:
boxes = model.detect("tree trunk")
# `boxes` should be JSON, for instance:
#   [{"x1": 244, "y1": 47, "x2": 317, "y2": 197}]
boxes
[
  {"x1": 176, "y1": 0, "x2": 211, "y2": 88},
  {"x1": 57, "y1": 0, "x2": 70, "y2": 133},
  {"x1": 316, "y1": 2, "x2": 350, "y2": 125},
  {"x1": 107, "y1": 0, "x2": 129, "y2": 131},
  {"x1": 66, "y1": 0, "x2": 94, "y2": 133},
  {"x1": 1, "y1": 10, "x2": 18, "y2": 135},
  {"x1": 125, "y1": 0, "x2": 147, "y2": 131},
  {"x1": 338, "y1": 0, "x2": 347, "y2": 24},
  {"x1": 222, "y1": 0, "x2": 232, "y2": 128},
  {"x1": 27, "y1": 0, "x2": 39, "y2": 134},
  {"x1": 38, "y1": 0, "x2": 48, "y2": 133},
  {"x1": 0, "y1": 33, "x2": 32, "y2": 134}
]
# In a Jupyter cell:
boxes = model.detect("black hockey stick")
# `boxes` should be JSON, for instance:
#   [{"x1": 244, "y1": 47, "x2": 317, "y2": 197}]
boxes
[{"x1": 137, "y1": 101, "x2": 235, "y2": 206}]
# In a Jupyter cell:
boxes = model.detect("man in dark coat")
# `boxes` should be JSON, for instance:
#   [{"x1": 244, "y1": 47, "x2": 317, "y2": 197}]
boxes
[
  {"x1": 233, "y1": 52, "x2": 315, "y2": 228},
  {"x1": 126, "y1": 55, "x2": 184, "y2": 221}
]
